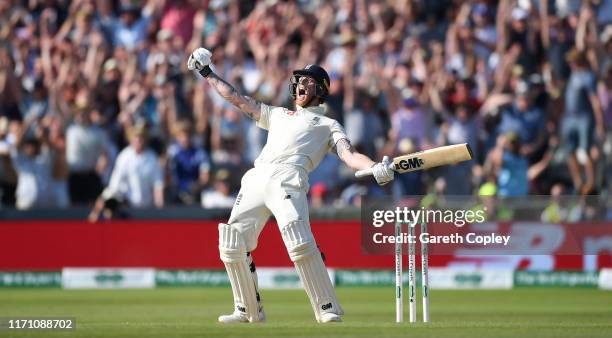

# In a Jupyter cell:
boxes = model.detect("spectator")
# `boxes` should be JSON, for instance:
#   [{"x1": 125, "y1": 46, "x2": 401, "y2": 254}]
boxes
[
  {"x1": 211, "y1": 106, "x2": 245, "y2": 175},
  {"x1": 22, "y1": 80, "x2": 50, "y2": 121},
  {"x1": 474, "y1": 177, "x2": 514, "y2": 221},
  {"x1": 0, "y1": 45, "x2": 22, "y2": 121},
  {"x1": 487, "y1": 132, "x2": 529, "y2": 197},
  {"x1": 343, "y1": 90, "x2": 384, "y2": 159},
  {"x1": 101, "y1": 2, "x2": 159, "y2": 50},
  {"x1": 167, "y1": 120, "x2": 211, "y2": 205},
  {"x1": 93, "y1": 58, "x2": 121, "y2": 129},
  {"x1": 387, "y1": 90, "x2": 431, "y2": 152},
  {"x1": 0, "y1": 117, "x2": 17, "y2": 206},
  {"x1": 598, "y1": 65, "x2": 612, "y2": 130},
  {"x1": 309, "y1": 182, "x2": 328, "y2": 208},
  {"x1": 309, "y1": 154, "x2": 342, "y2": 196},
  {"x1": 496, "y1": 81, "x2": 547, "y2": 160},
  {"x1": 101, "y1": 125, "x2": 164, "y2": 208},
  {"x1": 434, "y1": 104, "x2": 479, "y2": 195},
  {"x1": 541, "y1": 183, "x2": 569, "y2": 223},
  {"x1": 201, "y1": 169, "x2": 235, "y2": 209},
  {"x1": 88, "y1": 195, "x2": 130, "y2": 222},
  {"x1": 65, "y1": 108, "x2": 111, "y2": 205},
  {"x1": 472, "y1": 3, "x2": 496, "y2": 60},
  {"x1": 9, "y1": 115, "x2": 68, "y2": 209},
  {"x1": 159, "y1": 0, "x2": 195, "y2": 47},
  {"x1": 45, "y1": 114, "x2": 70, "y2": 208},
  {"x1": 561, "y1": 49, "x2": 606, "y2": 195}
]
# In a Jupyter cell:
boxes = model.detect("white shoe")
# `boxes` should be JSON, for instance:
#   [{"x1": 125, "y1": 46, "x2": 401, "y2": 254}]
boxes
[
  {"x1": 319, "y1": 312, "x2": 342, "y2": 323},
  {"x1": 218, "y1": 308, "x2": 266, "y2": 324}
]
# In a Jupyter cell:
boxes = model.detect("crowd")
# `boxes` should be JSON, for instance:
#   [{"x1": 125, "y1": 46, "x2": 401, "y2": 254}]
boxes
[{"x1": 0, "y1": 0, "x2": 611, "y2": 211}]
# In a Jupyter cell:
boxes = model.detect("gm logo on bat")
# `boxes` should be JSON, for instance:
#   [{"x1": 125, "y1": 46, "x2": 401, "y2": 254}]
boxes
[{"x1": 395, "y1": 158, "x2": 424, "y2": 170}]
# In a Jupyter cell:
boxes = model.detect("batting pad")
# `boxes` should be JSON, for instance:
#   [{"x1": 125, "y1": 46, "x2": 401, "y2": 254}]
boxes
[
  {"x1": 218, "y1": 223, "x2": 260, "y2": 322},
  {"x1": 281, "y1": 221, "x2": 344, "y2": 322}
]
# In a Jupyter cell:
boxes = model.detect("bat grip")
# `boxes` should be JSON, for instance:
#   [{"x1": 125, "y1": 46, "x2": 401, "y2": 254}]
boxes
[{"x1": 355, "y1": 168, "x2": 374, "y2": 178}]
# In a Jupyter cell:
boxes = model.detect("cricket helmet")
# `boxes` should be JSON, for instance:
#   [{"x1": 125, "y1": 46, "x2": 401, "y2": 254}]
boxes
[{"x1": 290, "y1": 64, "x2": 330, "y2": 103}]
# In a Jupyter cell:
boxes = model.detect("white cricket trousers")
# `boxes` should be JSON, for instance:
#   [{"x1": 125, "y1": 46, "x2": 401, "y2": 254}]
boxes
[{"x1": 228, "y1": 163, "x2": 310, "y2": 249}]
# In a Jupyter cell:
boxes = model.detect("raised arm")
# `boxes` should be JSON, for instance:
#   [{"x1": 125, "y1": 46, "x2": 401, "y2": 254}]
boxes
[
  {"x1": 206, "y1": 73, "x2": 262, "y2": 121},
  {"x1": 188, "y1": 48, "x2": 261, "y2": 121}
]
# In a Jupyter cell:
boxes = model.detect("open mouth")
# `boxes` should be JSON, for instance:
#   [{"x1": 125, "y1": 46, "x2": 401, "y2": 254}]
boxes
[{"x1": 297, "y1": 88, "x2": 307, "y2": 100}]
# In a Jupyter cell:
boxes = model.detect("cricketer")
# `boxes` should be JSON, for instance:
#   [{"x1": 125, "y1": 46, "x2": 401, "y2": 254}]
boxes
[{"x1": 187, "y1": 47, "x2": 394, "y2": 323}]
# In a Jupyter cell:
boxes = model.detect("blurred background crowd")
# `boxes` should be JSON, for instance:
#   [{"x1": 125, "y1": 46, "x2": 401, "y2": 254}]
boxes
[{"x1": 0, "y1": 0, "x2": 611, "y2": 212}]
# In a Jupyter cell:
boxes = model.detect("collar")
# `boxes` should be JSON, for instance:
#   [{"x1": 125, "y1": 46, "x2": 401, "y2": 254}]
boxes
[{"x1": 296, "y1": 104, "x2": 326, "y2": 115}]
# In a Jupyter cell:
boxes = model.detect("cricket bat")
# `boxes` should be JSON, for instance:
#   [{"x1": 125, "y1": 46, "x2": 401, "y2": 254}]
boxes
[{"x1": 355, "y1": 143, "x2": 473, "y2": 178}]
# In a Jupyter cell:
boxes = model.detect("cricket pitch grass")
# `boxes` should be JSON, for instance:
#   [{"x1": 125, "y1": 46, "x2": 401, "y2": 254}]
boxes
[{"x1": 1, "y1": 287, "x2": 611, "y2": 337}]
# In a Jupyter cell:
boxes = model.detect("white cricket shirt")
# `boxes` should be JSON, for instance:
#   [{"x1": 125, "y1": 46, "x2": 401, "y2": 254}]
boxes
[{"x1": 255, "y1": 104, "x2": 347, "y2": 172}]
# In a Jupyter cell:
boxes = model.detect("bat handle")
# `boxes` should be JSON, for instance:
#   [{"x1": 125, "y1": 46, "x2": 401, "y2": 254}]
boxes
[{"x1": 355, "y1": 168, "x2": 373, "y2": 178}]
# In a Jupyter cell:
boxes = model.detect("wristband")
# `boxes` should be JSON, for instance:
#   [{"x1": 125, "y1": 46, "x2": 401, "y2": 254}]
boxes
[{"x1": 199, "y1": 65, "x2": 212, "y2": 78}]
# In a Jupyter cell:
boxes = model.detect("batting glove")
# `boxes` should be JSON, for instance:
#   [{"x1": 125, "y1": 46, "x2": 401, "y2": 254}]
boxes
[
  {"x1": 187, "y1": 47, "x2": 213, "y2": 77},
  {"x1": 372, "y1": 156, "x2": 394, "y2": 186}
]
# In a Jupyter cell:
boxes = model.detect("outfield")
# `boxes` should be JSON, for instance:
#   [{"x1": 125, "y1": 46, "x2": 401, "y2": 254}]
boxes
[{"x1": 1, "y1": 287, "x2": 611, "y2": 338}]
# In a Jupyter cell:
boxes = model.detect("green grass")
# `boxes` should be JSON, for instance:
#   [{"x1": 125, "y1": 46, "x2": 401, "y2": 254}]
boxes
[{"x1": 1, "y1": 287, "x2": 611, "y2": 337}]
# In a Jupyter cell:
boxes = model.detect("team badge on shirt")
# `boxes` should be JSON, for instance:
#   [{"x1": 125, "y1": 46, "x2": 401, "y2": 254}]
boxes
[{"x1": 309, "y1": 116, "x2": 320, "y2": 126}]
